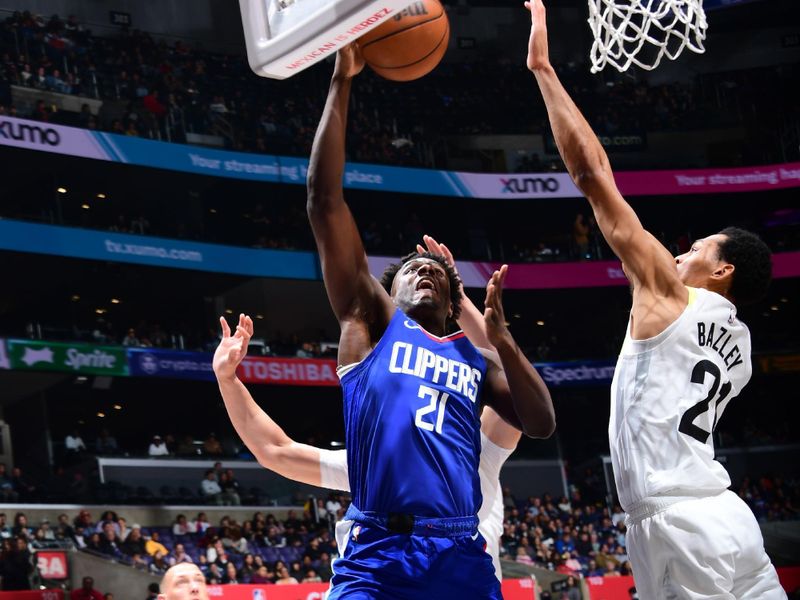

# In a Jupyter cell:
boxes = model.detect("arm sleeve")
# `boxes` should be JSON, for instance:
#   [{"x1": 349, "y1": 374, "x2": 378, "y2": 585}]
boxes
[{"x1": 318, "y1": 449, "x2": 350, "y2": 492}]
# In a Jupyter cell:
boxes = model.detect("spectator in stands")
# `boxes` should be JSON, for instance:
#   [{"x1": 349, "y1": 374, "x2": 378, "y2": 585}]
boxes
[
  {"x1": 0, "y1": 463, "x2": 17, "y2": 502},
  {"x1": 200, "y1": 470, "x2": 222, "y2": 504},
  {"x1": 172, "y1": 514, "x2": 191, "y2": 536},
  {"x1": 222, "y1": 562, "x2": 240, "y2": 584},
  {"x1": 35, "y1": 517, "x2": 56, "y2": 542},
  {"x1": 562, "y1": 575, "x2": 581, "y2": 600},
  {"x1": 148, "y1": 435, "x2": 170, "y2": 457},
  {"x1": 238, "y1": 553, "x2": 256, "y2": 580},
  {"x1": 0, "y1": 513, "x2": 10, "y2": 539},
  {"x1": 176, "y1": 435, "x2": 196, "y2": 456},
  {"x1": 317, "y1": 552, "x2": 333, "y2": 581},
  {"x1": 85, "y1": 532, "x2": 103, "y2": 553},
  {"x1": 117, "y1": 517, "x2": 130, "y2": 542},
  {"x1": 221, "y1": 525, "x2": 248, "y2": 554},
  {"x1": 302, "y1": 569, "x2": 322, "y2": 583},
  {"x1": 96, "y1": 428, "x2": 119, "y2": 455},
  {"x1": 250, "y1": 565, "x2": 273, "y2": 583},
  {"x1": 206, "y1": 563, "x2": 223, "y2": 584},
  {"x1": 218, "y1": 471, "x2": 241, "y2": 505},
  {"x1": 170, "y1": 542, "x2": 193, "y2": 565},
  {"x1": 98, "y1": 522, "x2": 122, "y2": 556},
  {"x1": 94, "y1": 510, "x2": 120, "y2": 534},
  {"x1": 0, "y1": 536, "x2": 32, "y2": 590},
  {"x1": 203, "y1": 434, "x2": 223, "y2": 456},
  {"x1": 12, "y1": 512, "x2": 33, "y2": 540},
  {"x1": 264, "y1": 525, "x2": 286, "y2": 547},
  {"x1": 145, "y1": 531, "x2": 169, "y2": 557},
  {"x1": 274, "y1": 566, "x2": 298, "y2": 585},
  {"x1": 122, "y1": 525, "x2": 146, "y2": 556},
  {"x1": 192, "y1": 512, "x2": 210, "y2": 534},
  {"x1": 65, "y1": 429, "x2": 87, "y2": 455},
  {"x1": 122, "y1": 328, "x2": 140, "y2": 346},
  {"x1": 9, "y1": 467, "x2": 35, "y2": 501},
  {"x1": 71, "y1": 576, "x2": 103, "y2": 600}
]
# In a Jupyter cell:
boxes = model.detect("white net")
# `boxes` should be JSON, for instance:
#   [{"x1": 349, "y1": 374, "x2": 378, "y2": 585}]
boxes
[{"x1": 588, "y1": 0, "x2": 707, "y2": 72}]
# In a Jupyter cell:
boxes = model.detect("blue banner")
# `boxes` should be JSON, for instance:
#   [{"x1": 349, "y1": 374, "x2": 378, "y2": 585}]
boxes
[
  {"x1": 127, "y1": 348, "x2": 215, "y2": 382},
  {"x1": 0, "y1": 219, "x2": 319, "y2": 279},
  {"x1": 536, "y1": 360, "x2": 616, "y2": 387}
]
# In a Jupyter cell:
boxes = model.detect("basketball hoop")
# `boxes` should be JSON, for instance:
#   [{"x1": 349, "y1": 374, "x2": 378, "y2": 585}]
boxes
[
  {"x1": 587, "y1": 0, "x2": 707, "y2": 72},
  {"x1": 239, "y1": 0, "x2": 416, "y2": 79}
]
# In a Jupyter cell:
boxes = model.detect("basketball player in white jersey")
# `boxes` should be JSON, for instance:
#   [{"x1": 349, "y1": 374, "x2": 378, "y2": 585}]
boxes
[
  {"x1": 525, "y1": 1, "x2": 783, "y2": 598},
  {"x1": 212, "y1": 236, "x2": 522, "y2": 580}
]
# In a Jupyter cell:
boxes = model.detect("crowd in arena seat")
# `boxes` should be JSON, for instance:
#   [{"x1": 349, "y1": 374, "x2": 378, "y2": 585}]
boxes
[
  {"x1": 1, "y1": 10, "x2": 797, "y2": 170},
  {"x1": 1, "y1": 471, "x2": 797, "y2": 588}
]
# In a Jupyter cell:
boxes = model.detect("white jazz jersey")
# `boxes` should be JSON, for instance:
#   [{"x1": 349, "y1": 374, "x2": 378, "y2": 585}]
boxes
[{"x1": 609, "y1": 287, "x2": 752, "y2": 511}]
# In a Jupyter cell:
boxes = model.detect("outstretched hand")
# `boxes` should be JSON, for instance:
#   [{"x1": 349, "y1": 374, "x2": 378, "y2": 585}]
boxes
[
  {"x1": 416, "y1": 234, "x2": 462, "y2": 284},
  {"x1": 213, "y1": 313, "x2": 253, "y2": 381},
  {"x1": 484, "y1": 265, "x2": 511, "y2": 349},
  {"x1": 334, "y1": 43, "x2": 365, "y2": 79},
  {"x1": 525, "y1": 0, "x2": 551, "y2": 72}
]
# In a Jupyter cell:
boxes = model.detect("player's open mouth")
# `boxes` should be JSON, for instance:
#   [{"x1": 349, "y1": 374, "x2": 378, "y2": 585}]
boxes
[{"x1": 416, "y1": 279, "x2": 435, "y2": 291}]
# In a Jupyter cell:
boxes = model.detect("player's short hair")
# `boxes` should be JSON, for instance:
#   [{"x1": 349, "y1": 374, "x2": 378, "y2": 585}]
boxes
[
  {"x1": 717, "y1": 227, "x2": 772, "y2": 306},
  {"x1": 380, "y1": 251, "x2": 463, "y2": 321}
]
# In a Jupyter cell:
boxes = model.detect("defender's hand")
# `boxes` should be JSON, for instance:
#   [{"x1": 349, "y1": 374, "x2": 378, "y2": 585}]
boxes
[
  {"x1": 334, "y1": 43, "x2": 365, "y2": 79},
  {"x1": 484, "y1": 265, "x2": 512, "y2": 349},
  {"x1": 525, "y1": 0, "x2": 551, "y2": 72},
  {"x1": 213, "y1": 313, "x2": 253, "y2": 381}
]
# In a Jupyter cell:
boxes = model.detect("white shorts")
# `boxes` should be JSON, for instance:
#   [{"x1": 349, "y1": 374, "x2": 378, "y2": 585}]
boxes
[{"x1": 625, "y1": 490, "x2": 786, "y2": 600}]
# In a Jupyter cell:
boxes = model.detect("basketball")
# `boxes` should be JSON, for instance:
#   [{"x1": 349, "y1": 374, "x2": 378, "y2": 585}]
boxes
[{"x1": 357, "y1": 0, "x2": 449, "y2": 82}]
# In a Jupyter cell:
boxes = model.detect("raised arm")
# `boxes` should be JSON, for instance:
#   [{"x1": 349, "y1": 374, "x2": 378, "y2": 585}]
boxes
[
  {"x1": 481, "y1": 266, "x2": 555, "y2": 438},
  {"x1": 524, "y1": 0, "x2": 684, "y2": 312},
  {"x1": 213, "y1": 314, "x2": 344, "y2": 488},
  {"x1": 306, "y1": 45, "x2": 393, "y2": 331}
]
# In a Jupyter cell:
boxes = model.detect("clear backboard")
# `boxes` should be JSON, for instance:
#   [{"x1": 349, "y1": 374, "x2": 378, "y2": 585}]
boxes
[{"x1": 240, "y1": 0, "x2": 416, "y2": 79}]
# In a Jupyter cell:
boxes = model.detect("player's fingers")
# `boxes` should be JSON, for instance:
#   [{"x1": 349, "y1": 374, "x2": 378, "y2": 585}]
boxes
[
  {"x1": 497, "y1": 265, "x2": 508, "y2": 298},
  {"x1": 440, "y1": 243, "x2": 454, "y2": 265},
  {"x1": 245, "y1": 315, "x2": 254, "y2": 336},
  {"x1": 416, "y1": 244, "x2": 425, "y2": 255},
  {"x1": 220, "y1": 316, "x2": 230, "y2": 338},
  {"x1": 236, "y1": 325, "x2": 251, "y2": 341}
]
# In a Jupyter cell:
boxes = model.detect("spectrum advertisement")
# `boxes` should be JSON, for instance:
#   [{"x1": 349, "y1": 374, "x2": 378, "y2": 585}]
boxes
[{"x1": 2, "y1": 116, "x2": 799, "y2": 199}]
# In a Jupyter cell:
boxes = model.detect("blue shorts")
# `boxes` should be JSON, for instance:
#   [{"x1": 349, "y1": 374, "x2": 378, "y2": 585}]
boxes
[{"x1": 328, "y1": 507, "x2": 501, "y2": 600}]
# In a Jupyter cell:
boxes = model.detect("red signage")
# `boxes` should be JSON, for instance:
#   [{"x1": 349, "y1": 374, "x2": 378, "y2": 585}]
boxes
[
  {"x1": 36, "y1": 551, "x2": 69, "y2": 580},
  {"x1": 587, "y1": 569, "x2": 800, "y2": 599},
  {"x1": 204, "y1": 582, "x2": 536, "y2": 600},
  {"x1": 0, "y1": 591, "x2": 64, "y2": 600},
  {"x1": 237, "y1": 357, "x2": 339, "y2": 387}
]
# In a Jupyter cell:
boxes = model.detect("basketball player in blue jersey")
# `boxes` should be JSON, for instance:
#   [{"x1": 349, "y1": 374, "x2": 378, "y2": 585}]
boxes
[
  {"x1": 213, "y1": 236, "x2": 522, "y2": 583},
  {"x1": 525, "y1": 1, "x2": 783, "y2": 598},
  {"x1": 303, "y1": 46, "x2": 554, "y2": 598}
]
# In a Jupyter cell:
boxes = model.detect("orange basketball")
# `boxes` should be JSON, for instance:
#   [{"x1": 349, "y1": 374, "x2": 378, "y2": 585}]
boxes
[{"x1": 357, "y1": 0, "x2": 449, "y2": 82}]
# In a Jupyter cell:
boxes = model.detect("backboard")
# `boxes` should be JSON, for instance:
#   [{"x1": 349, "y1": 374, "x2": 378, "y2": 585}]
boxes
[{"x1": 240, "y1": 0, "x2": 415, "y2": 79}]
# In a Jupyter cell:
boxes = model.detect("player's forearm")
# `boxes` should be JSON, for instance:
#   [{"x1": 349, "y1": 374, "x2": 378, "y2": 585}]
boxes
[
  {"x1": 307, "y1": 75, "x2": 352, "y2": 214},
  {"x1": 494, "y1": 336, "x2": 555, "y2": 438},
  {"x1": 532, "y1": 65, "x2": 612, "y2": 191},
  {"x1": 217, "y1": 376, "x2": 293, "y2": 460},
  {"x1": 458, "y1": 292, "x2": 493, "y2": 350}
]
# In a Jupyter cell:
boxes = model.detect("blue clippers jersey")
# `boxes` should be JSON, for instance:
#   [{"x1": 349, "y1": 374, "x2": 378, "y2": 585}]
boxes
[{"x1": 339, "y1": 309, "x2": 487, "y2": 518}]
